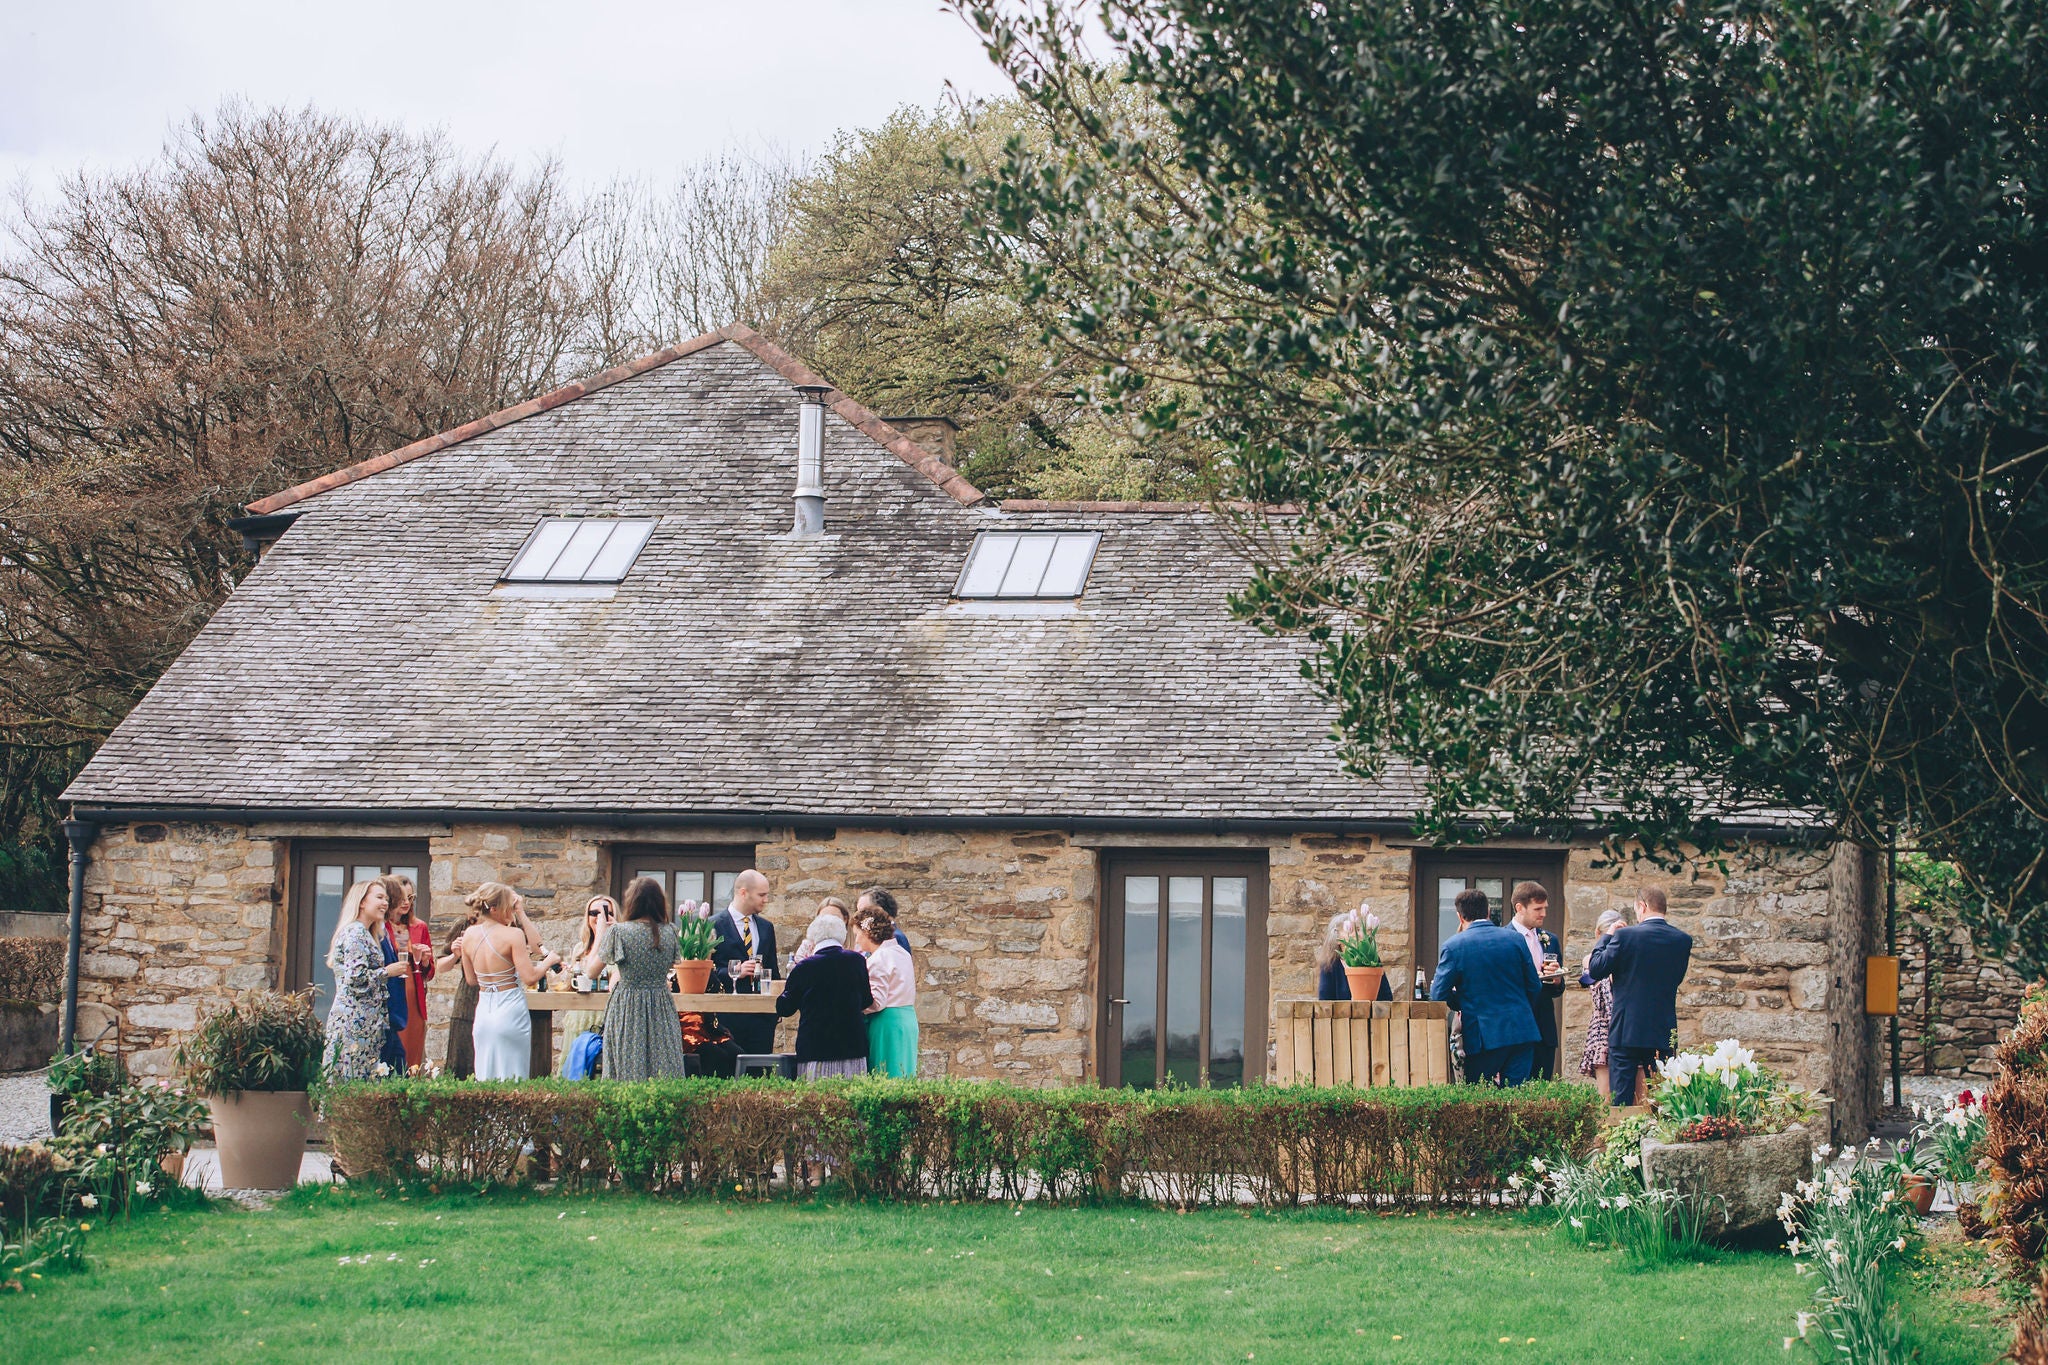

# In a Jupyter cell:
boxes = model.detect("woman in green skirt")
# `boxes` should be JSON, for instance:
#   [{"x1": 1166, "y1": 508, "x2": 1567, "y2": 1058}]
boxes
[{"x1": 852, "y1": 904, "x2": 918, "y2": 1077}]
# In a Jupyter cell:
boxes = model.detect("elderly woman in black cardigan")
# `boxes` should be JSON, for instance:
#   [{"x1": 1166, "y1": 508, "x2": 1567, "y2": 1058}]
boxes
[{"x1": 775, "y1": 913, "x2": 875, "y2": 1079}]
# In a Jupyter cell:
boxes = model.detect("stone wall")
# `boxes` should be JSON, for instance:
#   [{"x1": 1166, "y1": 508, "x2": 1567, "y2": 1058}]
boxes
[
  {"x1": 1557, "y1": 842, "x2": 1840, "y2": 1093},
  {"x1": 71, "y1": 818, "x2": 1865, "y2": 1104},
  {"x1": 74, "y1": 821, "x2": 281, "y2": 1075},
  {"x1": 1896, "y1": 915, "x2": 2034, "y2": 1080}
]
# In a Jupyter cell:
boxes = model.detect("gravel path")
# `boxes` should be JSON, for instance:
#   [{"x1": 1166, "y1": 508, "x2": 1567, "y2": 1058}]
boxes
[{"x1": 0, "y1": 1069, "x2": 54, "y2": 1143}]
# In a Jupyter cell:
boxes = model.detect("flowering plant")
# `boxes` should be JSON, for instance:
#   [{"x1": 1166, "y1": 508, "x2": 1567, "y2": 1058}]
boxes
[
  {"x1": 674, "y1": 900, "x2": 719, "y2": 961},
  {"x1": 1337, "y1": 904, "x2": 1383, "y2": 969},
  {"x1": 1651, "y1": 1038, "x2": 1812, "y2": 1136},
  {"x1": 1921, "y1": 1090, "x2": 1985, "y2": 1193},
  {"x1": 1779, "y1": 1146, "x2": 1920, "y2": 1362}
]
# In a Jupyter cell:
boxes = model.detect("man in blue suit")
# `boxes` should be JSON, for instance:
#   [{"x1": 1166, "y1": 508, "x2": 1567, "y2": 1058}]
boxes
[
  {"x1": 1429, "y1": 887, "x2": 1545, "y2": 1087},
  {"x1": 1586, "y1": 886, "x2": 1694, "y2": 1105}
]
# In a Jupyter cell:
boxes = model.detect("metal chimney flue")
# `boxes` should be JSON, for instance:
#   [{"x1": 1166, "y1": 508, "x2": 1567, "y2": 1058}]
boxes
[{"x1": 793, "y1": 384, "x2": 829, "y2": 535}]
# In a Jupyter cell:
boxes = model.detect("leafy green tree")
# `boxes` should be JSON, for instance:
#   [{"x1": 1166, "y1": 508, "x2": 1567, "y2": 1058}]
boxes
[
  {"x1": 757, "y1": 103, "x2": 1211, "y2": 499},
  {"x1": 963, "y1": 0, "x2": 2048, "y2": 970}
]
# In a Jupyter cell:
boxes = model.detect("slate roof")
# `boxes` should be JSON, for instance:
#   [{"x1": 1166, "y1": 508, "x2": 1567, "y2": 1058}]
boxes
[{"x1": 64, "y1": 328, "x2": 1429, "y2": 825}]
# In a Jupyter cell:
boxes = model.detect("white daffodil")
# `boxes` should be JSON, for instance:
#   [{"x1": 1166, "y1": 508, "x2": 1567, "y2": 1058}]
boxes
[
  {"x1": 134, "y1": 1180, "x2": 153, "y2": 1196},
  {"x1": 80, "y1": 1193, "x2": 99, "y2": 1209},
  {"x1": 1795, "y1": 1311, "x2": 1814, "y2": 1338},
  {"x1": 1508, "y1": 1174, "x2": 1525, "y2": 1190},
  {"x1": 1530, "y1": 1157, "x2": 1547, "y2": 1175},
  {"x1": 1622, "y1": 1152, "x2": 1641, "y2": 1169},
  {"x1": 1569, "y1": 1217, "x2": 1585, "y2": 1230},
  {"x1": 1891, "y1": 1237, "x2": 1907, "y2": 1252},
  {"x1": 1614, "y1": 1193, "x2": 1632, "y2": 1209}
]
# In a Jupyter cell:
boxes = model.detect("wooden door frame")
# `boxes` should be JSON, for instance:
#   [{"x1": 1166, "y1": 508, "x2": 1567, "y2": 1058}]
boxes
[
  {"x1": 607, "y1": 844, "x2": 760, "y2": 903},
  {"x1": 1097, "y1": 850, "x2": 1270, "y2": 1088},
  {"x1": 1410, "y1": 847, "x2": 1568, "y2": 1022},
  {"x1": 284, "y1": 840, "x2": 432, "y2": 994}
]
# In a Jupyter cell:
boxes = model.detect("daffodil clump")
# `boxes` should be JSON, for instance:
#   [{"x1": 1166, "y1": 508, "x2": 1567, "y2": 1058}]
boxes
[
  {"x1": 1779, "y1": 1144, "x2": 1921, "y2": 1364},
  {"x1": 1652, "y1": 1038, "x2": 1815, "y2": 1136}
]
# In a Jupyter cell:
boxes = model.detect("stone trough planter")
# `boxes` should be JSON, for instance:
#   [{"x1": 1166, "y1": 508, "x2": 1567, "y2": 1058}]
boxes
[{"x1": 1640, "y1": 1123, "x2": 1819, "y2": 1245}]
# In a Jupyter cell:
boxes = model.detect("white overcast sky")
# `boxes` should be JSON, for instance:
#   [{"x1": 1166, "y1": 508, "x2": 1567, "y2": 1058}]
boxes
[{"x1": 1, "y1": 1, "x2": 1015, "y2": 199}]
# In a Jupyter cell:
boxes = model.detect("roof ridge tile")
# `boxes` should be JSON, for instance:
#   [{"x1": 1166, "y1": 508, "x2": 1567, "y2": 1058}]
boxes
[{"x1": 246, "y1": 323, "x2": 986, "y2": 516}]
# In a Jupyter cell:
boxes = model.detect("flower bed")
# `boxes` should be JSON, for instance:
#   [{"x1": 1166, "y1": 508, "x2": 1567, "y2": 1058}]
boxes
[{"x1": 323, "y1": 1077, "x2": 1604, "y2": 1208}]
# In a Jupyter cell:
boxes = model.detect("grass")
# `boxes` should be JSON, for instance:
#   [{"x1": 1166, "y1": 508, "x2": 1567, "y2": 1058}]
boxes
[{"x1": 0, "y1": 1188, "x2": 2010, "y2": 1363}]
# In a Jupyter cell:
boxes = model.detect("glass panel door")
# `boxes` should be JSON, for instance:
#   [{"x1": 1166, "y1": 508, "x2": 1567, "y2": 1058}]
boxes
[
  {"x1": 1415, "y1": 858, "x2": 1564, "y2": 996},
  {"x1": 291, "y1": 843, "x2": 430, "y2": 1020},
  {"x1": 613, "y1": 849, "x2": 754, "y2": 919},
  {"x1": 1119, "y1": 877, "x2": 1159, "y2": 1086},
  {"x1": 1105, "y1": 858, "x2": 1267, "y2": 1089}
]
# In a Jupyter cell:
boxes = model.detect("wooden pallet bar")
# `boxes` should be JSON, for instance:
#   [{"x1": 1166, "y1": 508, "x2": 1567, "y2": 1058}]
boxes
[{"x1": 1271, "y1": 999, "x2": 1453, "y2": 1088}]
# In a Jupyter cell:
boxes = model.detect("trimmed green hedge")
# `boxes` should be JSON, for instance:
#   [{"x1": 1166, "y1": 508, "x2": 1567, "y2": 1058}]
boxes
[{"x1": 326, "y1": 1078, "x2": 1603, "y2": 1209}]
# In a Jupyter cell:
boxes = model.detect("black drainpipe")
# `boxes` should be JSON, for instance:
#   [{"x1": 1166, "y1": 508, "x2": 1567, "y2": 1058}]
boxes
[{"x1": 60, "y1": 817, "x2": 95, "y2": 1055}]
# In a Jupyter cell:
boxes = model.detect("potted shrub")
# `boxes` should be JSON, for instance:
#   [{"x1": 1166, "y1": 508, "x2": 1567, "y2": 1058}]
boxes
[
  {"x1": 672, "y1": 900, "x2": 719, "y2": 994},
  {"x1": 1887, "y1": 1140, "x2": 1939, "y2": 1215},
  {"x1": 1337, "y1": 904, "x2": 1386, "y2": 1002},
  {"x1": 1636, "y1": 1038, "x2": 1822, "y2": 1242},
  {"x1": 177, "y1": 991, "x2": 324, "y2": 1191}
]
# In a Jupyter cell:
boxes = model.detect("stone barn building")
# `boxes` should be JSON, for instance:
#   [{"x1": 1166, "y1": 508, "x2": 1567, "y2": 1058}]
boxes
[{"x1": 57, "y1": 325, "x2": 1888, "y2": 1136}]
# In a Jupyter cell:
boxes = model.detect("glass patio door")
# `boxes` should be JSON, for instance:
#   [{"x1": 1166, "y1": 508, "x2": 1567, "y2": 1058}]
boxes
[
  {"x1": 288, "y1": 844, "x2": 428, "y2": 1020},
  {"x1": 612, "y1": 848, "x2": 756, "y2": 916},
  {"x1": 1102, "y1": 856, "x2": 1268, "y2": 1089},
  {"x1": 1414, "y1": 855, "x2": 1565, "y2": 998}
]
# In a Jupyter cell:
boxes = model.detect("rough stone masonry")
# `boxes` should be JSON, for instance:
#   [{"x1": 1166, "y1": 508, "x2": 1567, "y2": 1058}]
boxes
[{"x1": 73, "y1": 819, "x2": 1863, "y2": 1110}]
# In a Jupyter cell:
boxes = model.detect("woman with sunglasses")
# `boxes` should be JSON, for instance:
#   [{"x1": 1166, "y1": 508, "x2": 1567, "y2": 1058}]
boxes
[{"x1": 558, "y1": 895, "x2": 617, "y2": 1076}]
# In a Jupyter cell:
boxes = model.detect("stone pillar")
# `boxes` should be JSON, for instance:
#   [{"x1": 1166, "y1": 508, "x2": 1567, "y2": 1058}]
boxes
[{"x1": 1826, "y1": 842, "x2": 1883, "y2": 1143}]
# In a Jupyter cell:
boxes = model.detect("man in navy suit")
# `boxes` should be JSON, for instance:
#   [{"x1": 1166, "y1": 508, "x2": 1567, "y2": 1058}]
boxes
[
  {"x1": 1429, "y1": 887, "x2": 1545, "y2": 1087},
  {"x1": 1585, "y1": 886, "x2": 1693, "y2": 1105},
  {"x1": 710, "y1": 869, "x2": 781, "y2": 1055},
  {"x1": 1507, "y1": 881, "x2": 1569, "y2": 1079}
]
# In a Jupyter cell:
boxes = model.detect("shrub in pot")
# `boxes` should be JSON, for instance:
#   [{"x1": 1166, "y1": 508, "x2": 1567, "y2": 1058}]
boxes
[{"x1": 177, "y1": 991, "x2": 324, "y2": 1190}]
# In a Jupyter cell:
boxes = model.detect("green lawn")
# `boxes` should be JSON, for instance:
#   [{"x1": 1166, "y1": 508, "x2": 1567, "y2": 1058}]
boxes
[{"x1": 1, "y1": 1189, "x2": 2008, "y2": 1363}]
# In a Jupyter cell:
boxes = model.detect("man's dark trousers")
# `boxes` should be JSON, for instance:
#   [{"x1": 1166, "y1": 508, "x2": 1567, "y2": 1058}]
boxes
[
  {"x1": 1608, "y1": 1045, "x2": 1668, "y2": 1105},
  {"x1": 1463, "y1": 1043, "x2": 1536, "y2": 1088}
]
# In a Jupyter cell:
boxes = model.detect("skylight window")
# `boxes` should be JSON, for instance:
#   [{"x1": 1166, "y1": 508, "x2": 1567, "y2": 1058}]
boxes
[
  {"x1": 503, "y1": 519, "x2": 656, "y2": 583},
  {"x1": 955, "y1": 531, "x2": 1101, "y2": 599}
]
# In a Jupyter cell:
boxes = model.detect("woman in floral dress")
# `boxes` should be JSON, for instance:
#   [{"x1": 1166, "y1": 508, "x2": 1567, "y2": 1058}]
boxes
[
  {"x1": 324, "y1": 879, "x2": 408, "y2": 1080},
  {"x1": 1577, "y1": 910, "x2": 1630, "y2": 1096}
]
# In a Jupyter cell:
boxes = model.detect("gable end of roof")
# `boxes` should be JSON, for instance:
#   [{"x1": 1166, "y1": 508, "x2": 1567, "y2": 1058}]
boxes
[{"x1": 246, "y1": 323, "x2": 987, "y2": 516}]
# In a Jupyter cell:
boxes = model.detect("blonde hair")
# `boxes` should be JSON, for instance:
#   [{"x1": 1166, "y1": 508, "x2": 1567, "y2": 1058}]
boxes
[
  {"x1": 818, "y1": 896, "x2": 850, "y2": 919},
  {"x1": 464, "y1": 882, "x2": 519, "y2": 919},
  {"x1": 327, "y1": 880, "x2": 384, "y2": 968}
]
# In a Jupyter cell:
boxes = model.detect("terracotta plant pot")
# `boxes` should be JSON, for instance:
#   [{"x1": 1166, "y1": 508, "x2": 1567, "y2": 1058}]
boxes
[
  {"x1": 1344, "y1": 966, "x2": 1386, "y2": 1002},
  {"x1": 674, "y1": 959, "x2": 714, "y2": 994},
  {"x1": 159, "y1": 1151, "x2": 187, "y2": 1186},
  {"x1": 1901, "y1": 1173, "x2": 1937, "y2": 1216},
  {"x1": 207, "y1": 1090, "x2": 311, "y2": 1191}
]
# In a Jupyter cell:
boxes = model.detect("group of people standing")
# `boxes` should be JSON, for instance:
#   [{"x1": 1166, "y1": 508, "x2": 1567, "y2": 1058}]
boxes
[
  {"x1": 320, "y1": 873, "x2": 435, "y2": 1080},
  {"x1": 319, "y1": 866, "x2": 919, "y2": 1086},
  {"x1": 1421, "y1": 879, "x2": 1694, "y2": 1103}
]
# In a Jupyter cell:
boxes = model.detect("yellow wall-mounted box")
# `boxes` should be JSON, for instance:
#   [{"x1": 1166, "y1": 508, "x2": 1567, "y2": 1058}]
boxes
[{"x1": 1866, "y1": 955, "x2": 1901, "y2": 1016}]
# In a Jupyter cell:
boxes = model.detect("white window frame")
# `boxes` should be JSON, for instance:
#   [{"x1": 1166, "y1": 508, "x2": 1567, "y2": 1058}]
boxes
[
  {"x1": 954, "y1": 531, "x2": 1102, "y2": 599},
  {"x1": 501, "y1": 518, "x2": 658, "y2": 584}
]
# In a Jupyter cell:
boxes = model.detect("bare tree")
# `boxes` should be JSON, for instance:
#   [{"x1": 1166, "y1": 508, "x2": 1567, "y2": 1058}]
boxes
[
  {"x1": 583, "y1": 151, "x2": 800, "y2": 353},
  {"x1": 0, "y1": 103, "x2": 617, "y2": 902}
]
